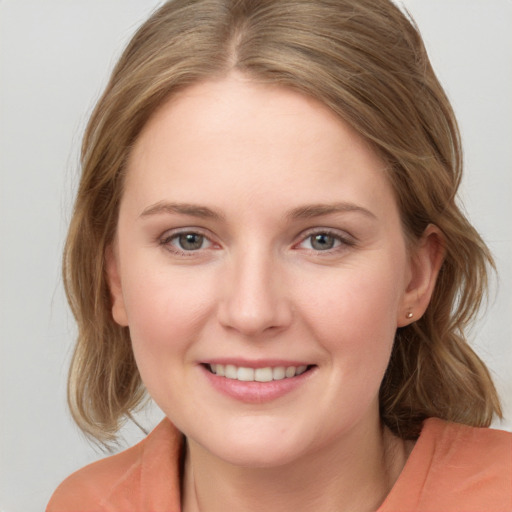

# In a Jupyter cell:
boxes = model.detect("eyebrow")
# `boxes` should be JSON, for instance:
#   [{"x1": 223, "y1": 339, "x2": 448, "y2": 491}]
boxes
[
  {"x1": 139, "y1": 201, "x2": 376, "y2": 221},
  {"x1": 139, "y1": 201, "x2": 225, "y2": 220},
  {"x1": 286, "y1": 203, "x2": 376, "y2": 220}
]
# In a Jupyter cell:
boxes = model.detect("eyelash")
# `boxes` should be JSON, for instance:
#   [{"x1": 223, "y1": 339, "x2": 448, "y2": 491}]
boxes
[
  {"x1": 159, "y1": 228, "x2": 215, "y2": 256},
  {"x1": 295, "y1": 229, "x2": 356, "y2": 254},
  {"x1": 158, "y1": 228, "x2": 355, "y2": 256}
]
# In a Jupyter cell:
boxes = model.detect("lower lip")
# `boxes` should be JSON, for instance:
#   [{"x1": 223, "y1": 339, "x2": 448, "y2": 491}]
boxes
[{"x1": 200, "y1": 365, "x2": 314, "y2": 403}]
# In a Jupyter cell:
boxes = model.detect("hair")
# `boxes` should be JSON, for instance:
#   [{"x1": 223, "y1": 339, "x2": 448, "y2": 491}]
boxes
[{"x1": 63, "y1": 0, "x2": 502, "y2": 445}]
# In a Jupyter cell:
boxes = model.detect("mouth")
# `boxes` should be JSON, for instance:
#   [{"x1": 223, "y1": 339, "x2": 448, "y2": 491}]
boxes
[
  {"x1": 201, "y1": 361, "x2": 316, "y2": 403},
  {"x1": 205, "y1": 363, "x2": 314, "y2": 382}
]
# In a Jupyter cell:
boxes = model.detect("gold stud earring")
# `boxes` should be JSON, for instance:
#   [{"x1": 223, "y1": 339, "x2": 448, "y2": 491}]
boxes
[{"x1": 406, "y1": 311, "x2": 413, "y2": 319}]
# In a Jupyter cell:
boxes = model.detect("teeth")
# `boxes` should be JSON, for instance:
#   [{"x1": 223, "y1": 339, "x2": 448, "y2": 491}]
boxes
[
  {"x1": 296, "y1": 365, "x2": 308, "y2": 375},
  {"x1": 274, "y1": 366, "x2": 286, "y2": 380},
  {"x1": 255, "y1": 367, "x2": 273, "y2": 382},
  {"x1": 237, "y1": 367, "x2": 254, "y2": 381},
  {"x1": 209, "y1": 364, "x2": 309, "y2": 382},
  {"x1": 285, "y1": 366, "x2": 295, "y2": 378},
  {"x1": 225, "y1": 364, "x2": 237, "y2": 379}
]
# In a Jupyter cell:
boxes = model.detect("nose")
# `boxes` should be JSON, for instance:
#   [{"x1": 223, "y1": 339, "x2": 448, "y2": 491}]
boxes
[{"x1": 216, "y1": 246, "x2": 293, "y2": 337}]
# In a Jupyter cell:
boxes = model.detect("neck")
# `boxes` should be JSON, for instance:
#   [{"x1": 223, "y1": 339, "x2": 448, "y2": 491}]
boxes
[{"x1": 182, "y1": 419, "x2": 410, "y2": 512}]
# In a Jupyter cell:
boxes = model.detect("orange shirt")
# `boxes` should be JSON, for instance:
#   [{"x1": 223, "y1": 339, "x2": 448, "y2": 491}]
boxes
[{"x1": 47, "y1": 417, "x2": 512, "y2": 511}]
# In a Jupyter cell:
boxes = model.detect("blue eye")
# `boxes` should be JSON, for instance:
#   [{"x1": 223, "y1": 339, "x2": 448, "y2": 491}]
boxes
[
  {"x1": 297, "y1": 230, "x2": 353, "y2": 252},
  {"x1": 162, "y1": 232, "x2": 213, "y2": 252},
  {"x1": 176, "y1": 233, "x2": 206, "y2": 250},
  {"x1": 308, "y1": 233, "x2": 339, "y2": 251}
]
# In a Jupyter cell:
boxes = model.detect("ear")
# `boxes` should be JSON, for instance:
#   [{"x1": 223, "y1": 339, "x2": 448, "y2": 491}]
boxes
[
  {"x1": 397, "y1": 224, "x2": 445, "y2": 327},
  {"x1": 105, "y1": 244, "x2": 129, "y2": 327}
]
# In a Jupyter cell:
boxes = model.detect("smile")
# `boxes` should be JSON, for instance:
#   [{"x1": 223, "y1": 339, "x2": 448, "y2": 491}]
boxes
[{"x1": 208, "y1": 364, "x2": 310, "y2": 382}]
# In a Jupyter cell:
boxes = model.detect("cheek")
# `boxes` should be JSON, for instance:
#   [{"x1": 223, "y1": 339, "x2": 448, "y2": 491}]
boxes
[
  {"x1": 121, "y1": 265, "x2": 214, "y2": 370},
  {"x1": 297, "y1": 255, "x2": 406, "y2": 372},
  {"x1": 121, "y1": 265, "x2": 221, "y2": 418}
]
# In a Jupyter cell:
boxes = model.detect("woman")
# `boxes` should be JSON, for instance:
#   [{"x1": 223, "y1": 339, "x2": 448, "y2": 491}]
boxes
[{"x1": 47, "y1": 0, "x2": 511, "y2": 510}]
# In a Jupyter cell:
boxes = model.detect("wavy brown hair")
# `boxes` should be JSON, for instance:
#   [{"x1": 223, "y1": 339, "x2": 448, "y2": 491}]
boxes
[{"x1": 63, "y1": 0, "x2": 502, "y2": 444}]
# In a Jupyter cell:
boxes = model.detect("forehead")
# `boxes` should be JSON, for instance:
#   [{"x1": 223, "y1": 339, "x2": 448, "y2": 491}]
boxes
[
  {"x1": 133, "y1": 75, "x2": 374, "y2": 158},
  {"x1": 123, "y1": 74, "x2": 397, "y2": 221}
]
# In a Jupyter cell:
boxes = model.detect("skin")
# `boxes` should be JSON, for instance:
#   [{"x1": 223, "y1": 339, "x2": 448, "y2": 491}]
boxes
[{"x1": 107, "y1": 74, "x2": 443, "y2": 512}]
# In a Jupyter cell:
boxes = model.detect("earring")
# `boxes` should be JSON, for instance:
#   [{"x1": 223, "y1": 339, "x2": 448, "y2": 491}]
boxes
[{"x1": 406, "y1": 311, "x2": 413, "y2": 319}]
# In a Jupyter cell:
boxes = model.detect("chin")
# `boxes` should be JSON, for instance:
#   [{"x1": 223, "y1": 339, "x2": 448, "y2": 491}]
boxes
[
  {"x1": 212, "y1": 440, "x2": 305, "y2": 469},
  {"x1": 189, "y1": 417, "x2": 317, "y2": 468}
]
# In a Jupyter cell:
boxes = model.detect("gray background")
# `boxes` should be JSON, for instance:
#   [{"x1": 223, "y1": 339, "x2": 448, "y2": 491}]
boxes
[{"x1": 1, "y1": 1, "x2": 511, "y2": 511}]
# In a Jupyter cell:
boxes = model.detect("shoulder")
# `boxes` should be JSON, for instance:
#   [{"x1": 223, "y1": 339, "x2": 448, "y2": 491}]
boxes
[
  {"x1": 420, "y1": 418, "x2": 512, "y2": 509},
  {"x1": 382, "y1": 418, "x2": 512, "y2": 511},
  {"x1": 423, "y1": 417, "x2": 512, "y2": 470},
  {"x1": 46, "y1": 438, "x2": 146, "y2": 512},
  {"x1": 46, "y1": 418, "x2": 183, "y2": 512}
]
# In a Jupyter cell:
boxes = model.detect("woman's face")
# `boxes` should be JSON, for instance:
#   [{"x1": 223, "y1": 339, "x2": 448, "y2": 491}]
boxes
[{"x1": 108, "y1": 75, "x2": 420, "y2": 467}]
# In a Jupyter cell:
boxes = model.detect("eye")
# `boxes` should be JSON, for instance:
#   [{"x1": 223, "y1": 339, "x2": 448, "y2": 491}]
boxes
[
  {"x1": 161, "y1": 231, "x2": 213, "y2": 253},
  {"x1": 296, "y1": 230, "x2": 354, "y2": 252},
  {"x1": 176, "y1": 233, "x2": 208, "y2": 251},
  {"x1": 307, "y1": 233, "x2": 339, "y2": 251}
]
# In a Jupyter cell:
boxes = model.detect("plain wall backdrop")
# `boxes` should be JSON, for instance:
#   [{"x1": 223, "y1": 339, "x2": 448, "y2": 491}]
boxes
[{"x1": 0, "y1": 1, "x2": 511, "y2": 511}]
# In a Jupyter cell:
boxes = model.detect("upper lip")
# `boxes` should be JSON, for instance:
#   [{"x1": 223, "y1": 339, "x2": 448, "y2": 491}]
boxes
[{"x1": 201, "y1": 358, "x2": 313, "y2": 369}]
